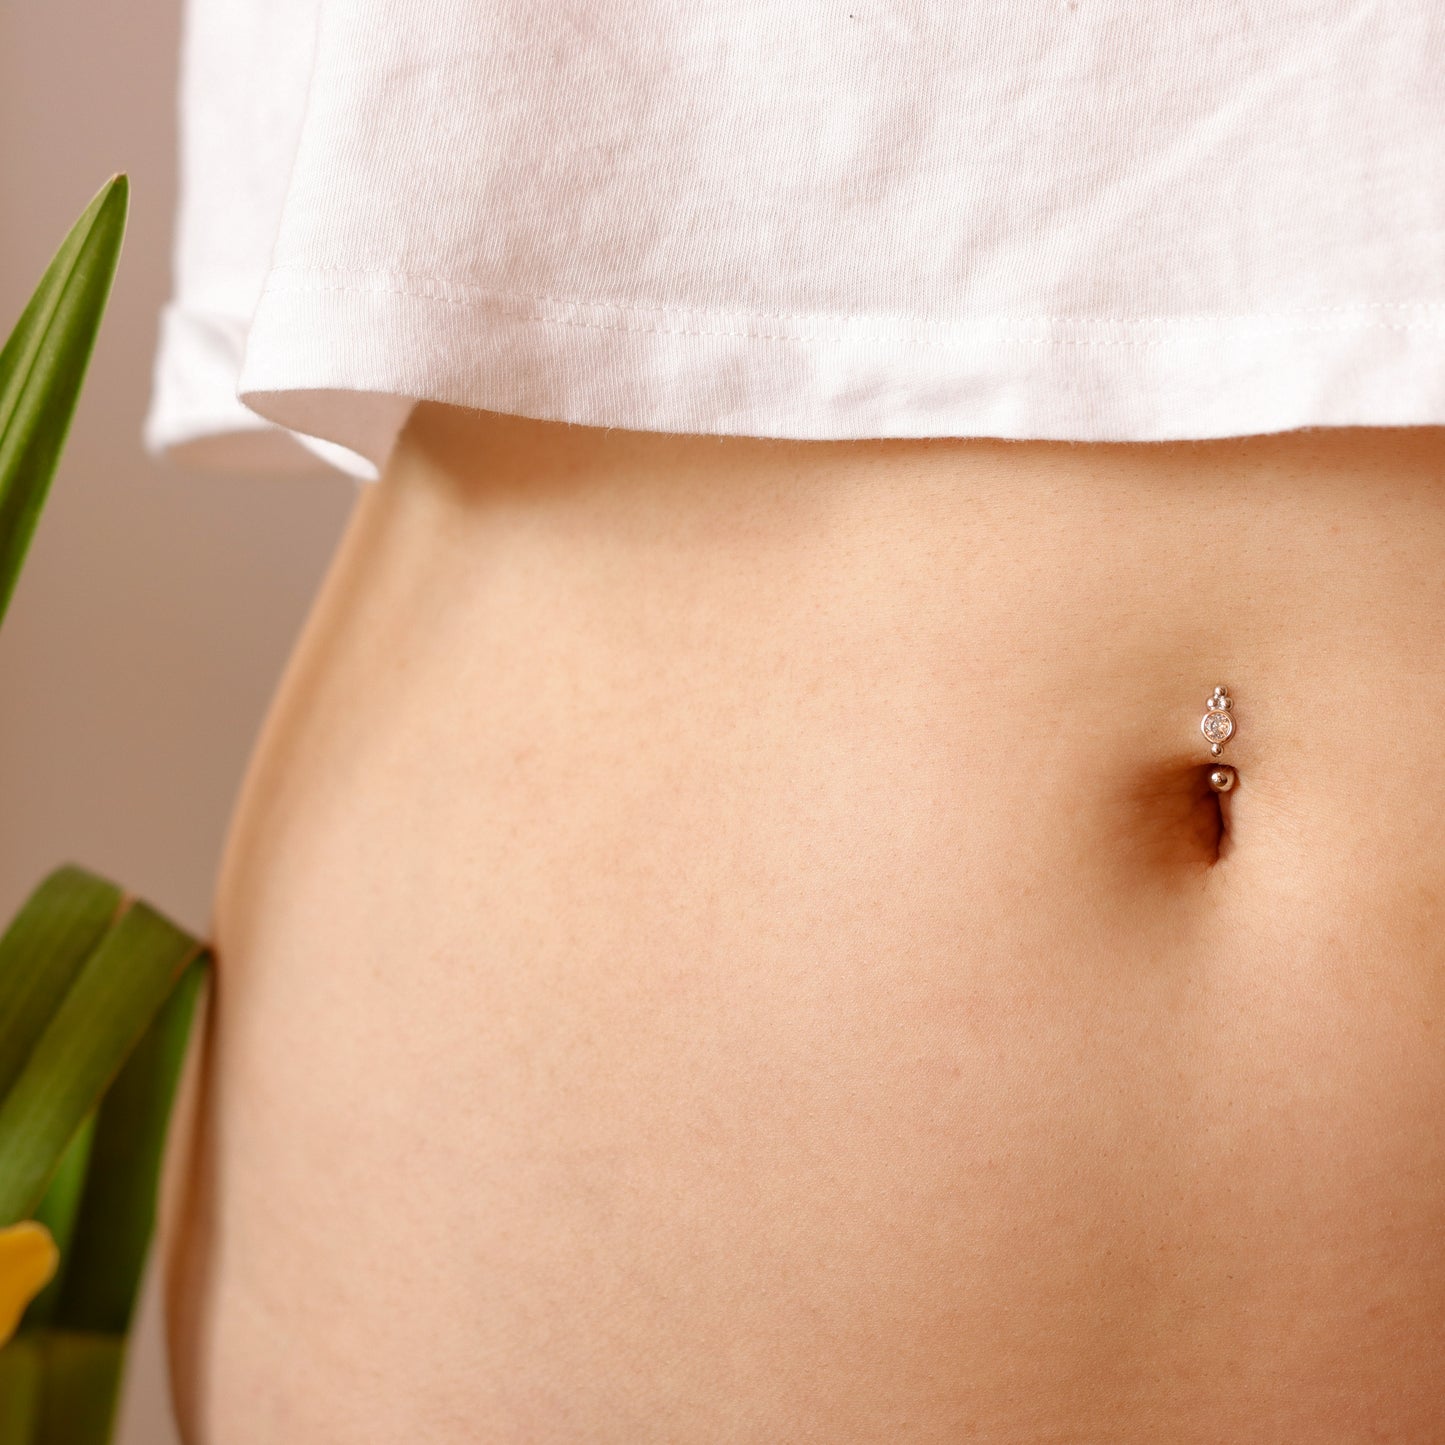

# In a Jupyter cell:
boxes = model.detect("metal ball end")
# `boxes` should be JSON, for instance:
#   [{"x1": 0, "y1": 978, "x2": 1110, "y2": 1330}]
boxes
[
  {"x1": 1209, "y1": 742, "x2": 1222, "y2": 756},
  {"x1": 1208, "y1": 765, "x2": 1237, "y2": 793}
]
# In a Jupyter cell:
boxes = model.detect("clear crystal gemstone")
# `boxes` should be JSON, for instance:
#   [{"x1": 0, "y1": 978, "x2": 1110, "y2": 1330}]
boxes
[{"x1": 1201, "y1": 710, "x2": 1234, "y2": 743}]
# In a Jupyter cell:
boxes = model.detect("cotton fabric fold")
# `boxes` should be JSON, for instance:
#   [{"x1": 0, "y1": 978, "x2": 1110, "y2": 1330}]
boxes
[{"x1": 147, "y1": 1, "x2": 1445, "y2": 481}]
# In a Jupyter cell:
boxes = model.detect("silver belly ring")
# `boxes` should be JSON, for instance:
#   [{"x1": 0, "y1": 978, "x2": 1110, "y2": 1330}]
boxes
[{"x1": 1202, "y1": 685, "x2": 1236, "y2": 792}]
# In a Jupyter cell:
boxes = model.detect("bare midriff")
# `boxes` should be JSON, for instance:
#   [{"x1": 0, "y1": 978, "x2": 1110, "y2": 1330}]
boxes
[{"x1": 167, "y1": 408, "x2": 1445, "y2": 1443}]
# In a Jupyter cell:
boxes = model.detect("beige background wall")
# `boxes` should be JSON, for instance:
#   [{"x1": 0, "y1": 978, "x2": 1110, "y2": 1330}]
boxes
[{"x1": 1, "y1": 1, "x2": 355, "y2": 1438}]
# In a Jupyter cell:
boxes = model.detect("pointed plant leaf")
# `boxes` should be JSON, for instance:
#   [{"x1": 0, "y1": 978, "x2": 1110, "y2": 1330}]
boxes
[
  {"x1": 0, "y1": 1334, "x2": 42, "y2": 1444},
  {"x1": 32, "y1": 1332, "x2": 124, "y2": 1445},
  {"x1": 57, "y1": 955, "x2": 208, "y2": 1334},
  {"x1": 0, "y1": 175, "x2": 128, "y2": 633},
  {"x1": 0, "y1": 866, "x2": 123, "y2": 1101},
  {"x1": 0, "y1": 899, "x2": 200, "y2": 1225},
  {"x1": 22, "y1": 1117, "x2": 97, "y2": 1331}
]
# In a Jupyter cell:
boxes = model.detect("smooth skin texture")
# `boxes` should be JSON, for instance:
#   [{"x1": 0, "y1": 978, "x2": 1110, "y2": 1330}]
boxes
[{"x1": 164, "y1": 411, "x2": 1445, "y2": 1442}]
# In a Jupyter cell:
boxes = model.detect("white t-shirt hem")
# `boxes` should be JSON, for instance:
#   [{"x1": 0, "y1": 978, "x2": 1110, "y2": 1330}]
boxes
[{"x1": 148, "y1": 272, "x2": 1445, "y2": 482}]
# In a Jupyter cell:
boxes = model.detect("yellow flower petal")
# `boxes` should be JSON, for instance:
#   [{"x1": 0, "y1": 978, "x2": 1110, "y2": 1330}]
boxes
[{"x1": 0, "y1": 1221, "x2": 59, "y2": 1346}]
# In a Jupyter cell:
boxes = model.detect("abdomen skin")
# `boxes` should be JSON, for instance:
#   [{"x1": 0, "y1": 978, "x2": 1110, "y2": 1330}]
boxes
[{"x1": 166, "y1": 412, "x2": 1445, "y2": 1444}]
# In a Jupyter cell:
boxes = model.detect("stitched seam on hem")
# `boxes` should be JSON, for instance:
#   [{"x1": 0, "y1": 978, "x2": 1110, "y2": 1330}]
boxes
[
  {"x1": 262, "y1": 265, "x2": 1445, "y2": 328},
  {"x1": 256, "y1": 278, "x2": 1445, "y2": 347}
]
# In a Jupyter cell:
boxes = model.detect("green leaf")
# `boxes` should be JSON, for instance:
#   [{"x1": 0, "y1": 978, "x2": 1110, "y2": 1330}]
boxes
[
  {"x1": 0, "y1": 899, "x2": 200, "y2": 1225},
  {"x1": 0, "y1": 175, "x2": 128, "y2": 633},
  {"x1": 0, "y1": 1335, "x2": 42, "y2": 1445},
  {"x1": 56, "y1": 956, "x2": 207, "y2": 1334},
  {"x1": 30, "y1": 1333, "x2": 123, "y2": 1445},
  {"x1": 0, "y1": 867, "x2": 123, "y2": 1102},
  {"x1": 0, "y1": 1332, "x2": 123, "y2": 1445},
  {"x1": 0, "y1": 905, "x2": 210, "y2": 1442},
  {"x1": 21, "y1": 1118, "x2": 96, "y2": 1330}
]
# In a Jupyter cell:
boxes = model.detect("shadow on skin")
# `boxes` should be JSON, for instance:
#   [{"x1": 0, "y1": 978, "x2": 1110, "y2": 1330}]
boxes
[{"x1": 1110, "y1": 757, "x2": 1231, "y2": 873}]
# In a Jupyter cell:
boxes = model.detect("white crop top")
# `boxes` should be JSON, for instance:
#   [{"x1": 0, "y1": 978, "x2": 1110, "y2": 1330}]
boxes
[{"x1": 145, "y1": 1, "x2": 1445, "y2": 482}]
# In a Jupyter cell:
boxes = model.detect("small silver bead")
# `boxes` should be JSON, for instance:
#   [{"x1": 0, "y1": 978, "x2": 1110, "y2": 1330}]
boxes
[
  {"x1": 1208, "y1": 766, "x2": 1236, "y2": 793},
  {"x1": 1210, "y1": 742, "x2": 1222, "y2": 756}
]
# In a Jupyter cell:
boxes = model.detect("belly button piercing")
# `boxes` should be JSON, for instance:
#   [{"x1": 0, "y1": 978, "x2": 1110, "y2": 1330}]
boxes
[{"x1": 1202, "y1": 684, "x2": 1237, "y2": 792}]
